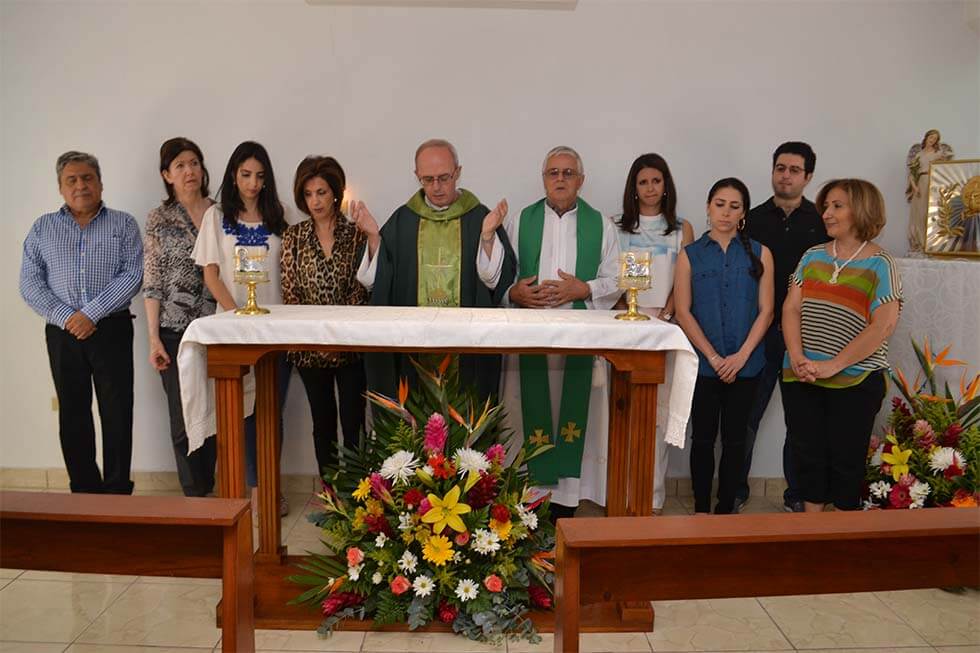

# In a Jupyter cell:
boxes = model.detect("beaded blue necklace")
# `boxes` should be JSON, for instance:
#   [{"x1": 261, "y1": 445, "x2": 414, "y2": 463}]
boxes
[{"x1": 223, "y1": 219, "x2": 270, "y2": 248}]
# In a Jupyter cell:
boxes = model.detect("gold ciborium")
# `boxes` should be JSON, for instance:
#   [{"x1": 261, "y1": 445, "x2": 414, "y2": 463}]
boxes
[
  {"x1": 233, "y1": 246, "x2": 270, "y2": 316},
  {"x1": 615, "y1": 251, "x2": 651, "y2": 321}
]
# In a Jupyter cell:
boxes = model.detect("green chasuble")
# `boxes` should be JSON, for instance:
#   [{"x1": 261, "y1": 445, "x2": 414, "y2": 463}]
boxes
[
  {"x1": 518, "y1": 198, "x2": 603, "y2": 486},
  {"x1": 366, "y1": 189, "x2": 518, "y2": 403}
]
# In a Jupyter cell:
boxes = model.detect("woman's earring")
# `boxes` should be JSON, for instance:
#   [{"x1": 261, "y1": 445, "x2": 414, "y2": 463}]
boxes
[
  {"x1": 738, "y1": 218, "x2": 746, "y2": 231},
  {"x1": 706, "y1": 216, "x2": 711, "y2": 227}
]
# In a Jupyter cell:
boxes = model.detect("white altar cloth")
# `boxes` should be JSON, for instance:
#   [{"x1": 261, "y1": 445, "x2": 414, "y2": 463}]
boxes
[{"x1": 178, "y1": 305, "x2": 698, "y2": 454}]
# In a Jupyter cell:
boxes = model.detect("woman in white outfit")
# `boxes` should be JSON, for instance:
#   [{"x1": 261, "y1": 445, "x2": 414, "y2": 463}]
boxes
[{"x1": 611, "y1": 153, "x2": 693, "y2": 514}]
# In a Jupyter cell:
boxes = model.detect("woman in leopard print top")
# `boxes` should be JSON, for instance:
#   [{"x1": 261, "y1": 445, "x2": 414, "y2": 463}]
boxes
[{"x1": 281, "y1": 156, "x2": 368, "y2": 476}]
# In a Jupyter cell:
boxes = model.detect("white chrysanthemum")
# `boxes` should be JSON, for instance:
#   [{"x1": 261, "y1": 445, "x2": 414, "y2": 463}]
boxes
[
  {"x1": 928, "y1": 447, "x2": 964, "y2": 474},
  {"x1": 910, "y1": 480, "x2": 931, "y2": 508},
  {"x1": 372, "y1": 571, "x2": 383, "y2": 585},
  {"x1": 348, "y1": 564, "x2": 363, "y2": 581},
  {"x1": 398, "y1": 550, "x2": 418, "y2": 573},
  {"x1": 412, "y1": 574, "x2": 435, "y2": 597},
  {"x1": 380, "y1": 450, "x2": 420, "y2": 485},
  {"x1": 453, "y1": 447, "x2": 490, "y2": 477},
  {"x1": 375, "y1": 532, "x2": 388, "y2": 548},
  {"x1": 455, "y1": 578, "x2": 479, "y2": 602},
  {"x1": 398, "y1": 512, "x2": 413, "y2": 531},
  {"x1": 470, "y1": 528, "x2": 501, "y2": 555},
  {"x1": 869, "y1": 481, "x2": 892, "y2": 500},
  {"x1": 517, "y1": 505, "x2": 538, "y2": 531}
]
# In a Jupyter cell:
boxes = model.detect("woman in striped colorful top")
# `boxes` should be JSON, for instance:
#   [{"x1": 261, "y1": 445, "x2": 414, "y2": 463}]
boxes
[{"x1": 782, "y1": 178, "x2": 902, "y2": 512}]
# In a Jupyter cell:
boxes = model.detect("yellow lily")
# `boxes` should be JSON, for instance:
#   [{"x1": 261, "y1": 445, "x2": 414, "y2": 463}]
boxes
[
  {"x1": 421, "y1": 485, "x2": 471, "y2": 534},
  {"x1": 881, "y1": 442, "x2": 912, "y2": 482}
]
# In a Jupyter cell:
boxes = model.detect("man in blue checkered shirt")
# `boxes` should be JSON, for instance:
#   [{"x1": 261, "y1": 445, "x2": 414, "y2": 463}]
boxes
[{"x1": 20, "y1": 151, "x2": 143, "y2": 494}]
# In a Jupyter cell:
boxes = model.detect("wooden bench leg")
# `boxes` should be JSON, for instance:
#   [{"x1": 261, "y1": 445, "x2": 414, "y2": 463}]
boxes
[
  {"x1": 554, "y1": 532, "x2": 580, "y2": 653},
  {"x1": 222, "y1": 508, "x2": 255, "y2": 652}
]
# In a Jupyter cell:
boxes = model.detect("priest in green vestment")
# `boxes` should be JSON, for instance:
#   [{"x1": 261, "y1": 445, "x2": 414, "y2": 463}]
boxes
[
  {"x1": 500, "y1": 145, "x2": 621, "y2": 519},
  {"x1": 352, "y1": 139, "x2": 517, "y2": 401}
]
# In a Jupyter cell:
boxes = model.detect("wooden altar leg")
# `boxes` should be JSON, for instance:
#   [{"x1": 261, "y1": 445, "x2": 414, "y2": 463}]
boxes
[
  {"x1": 606, "y1": 369, "x2": 631, "y2": 517},
  {"x1": 255, "y1": 354, "x2": 285, "y2": 562},
  {"x1": 215, "y1": 375, "x2": 247, "y2": 499},
  {"x1": 626, "y1": 384, "x2": 658, "y2": 518}
]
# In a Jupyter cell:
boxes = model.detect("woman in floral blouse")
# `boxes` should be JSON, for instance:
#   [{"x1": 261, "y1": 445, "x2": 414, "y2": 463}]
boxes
[
  {"x1": 143, "y1": 137, "x2": 216, "y2": 496},
  {"x1": 281, "y1": 156, "x2": 368, "y2": 476}
]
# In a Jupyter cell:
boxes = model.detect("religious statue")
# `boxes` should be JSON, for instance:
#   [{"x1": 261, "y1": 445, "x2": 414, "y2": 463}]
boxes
[{"x1": 906, "y1": 129, "x2": 954, "y2": 254}]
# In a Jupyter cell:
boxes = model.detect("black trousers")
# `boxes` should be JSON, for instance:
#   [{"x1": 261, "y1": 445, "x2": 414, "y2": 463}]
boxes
[
  {"x1": 297, "y1": 360, "x2": 366, "y2": 477},
  {"x1": 45, "y1": 312, "x2": 135, "y2": 494},
  {"x1": 690, "y1": 375, "x2": 760, "y2": 514},
  {"x1": 782, "y1": 371, "x2": 885, "y2": 510},
  {"x1": 158, "y1": 328, "x2": 216, "y2": 497}
]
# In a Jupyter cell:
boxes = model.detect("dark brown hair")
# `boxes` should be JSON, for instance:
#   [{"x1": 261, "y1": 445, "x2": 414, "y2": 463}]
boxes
[
  {"x1": 617, "y1": 153, "x2": 678, "y2": 235},
  {"x1": 293, "y1": 156, "x2": 346, "y2": 217},
  {"x1": 159, "y1": 137, "x2": 209, "y2": 206}
]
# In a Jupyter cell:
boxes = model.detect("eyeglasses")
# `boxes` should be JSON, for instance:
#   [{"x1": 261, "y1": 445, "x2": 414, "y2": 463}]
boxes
[
  {"x1": 544, "y1": 168, "x2": 581, "y2": 180},
  {"x1": 418, "y1": 172, "x2": 455, "y2": 187}
]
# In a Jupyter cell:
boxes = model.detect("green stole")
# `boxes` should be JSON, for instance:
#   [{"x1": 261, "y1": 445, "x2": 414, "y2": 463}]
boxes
[
  {"x1": 406, "y1": 189, "x2": 480, "y2": 308},
  {"x1": 518, "y1": 198, "x2": 603, "y2": 485}
]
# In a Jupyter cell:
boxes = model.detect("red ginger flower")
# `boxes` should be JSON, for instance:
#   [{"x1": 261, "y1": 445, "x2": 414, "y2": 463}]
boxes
[
  {"x1": 528, "y1": 584, "x2": 552, "y2": 609},
  {"x1": 943, "y1": 423, "x2": 964, "y2": 447},
  {"x1": 437, "y1": 600, "x2": 459, "y2": 623},
  {"x1": 467, "y1": 471, "x2": 498, "y2": 509},
  {"x1": 944, "y1": 460, "x2": 965, "y2": 479},
  {"x1": 364, "y1": 513, "x2": 393, "y2": 536},
  {"x1": 491, "y1": 504, "x2": 511, "y2": 523},
  {"x1": 322, "y1": 591, "x2": 364, "y2": 617},
  {"x1": 424, "y1": 412, "x2": 449, "y2": 454}
]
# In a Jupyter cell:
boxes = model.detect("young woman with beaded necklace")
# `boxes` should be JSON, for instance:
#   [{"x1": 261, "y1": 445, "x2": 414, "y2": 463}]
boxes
[
  {"x1": 192, "y1": 140, "x2": 292, "y2": 516},
  {"x1": 673, "y1": 178, "x2": 774, "y2": 514},
  {"x1": 782, "y1": 178, "x2": 901, "y2": 512}
]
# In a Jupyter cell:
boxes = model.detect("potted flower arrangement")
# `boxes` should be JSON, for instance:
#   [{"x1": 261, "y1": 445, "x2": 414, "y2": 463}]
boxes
[
  {"x1": 289, "y1": 357, "x2": 555, "y2": 644},
  {"x1": 864, "y1": 340, "x2": 979, "y2": 509}
]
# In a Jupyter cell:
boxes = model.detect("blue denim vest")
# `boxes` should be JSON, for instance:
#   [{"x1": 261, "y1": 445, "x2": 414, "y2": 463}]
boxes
[{"x1": 685, "y1": 233, "x2": 766, "y2": 378}]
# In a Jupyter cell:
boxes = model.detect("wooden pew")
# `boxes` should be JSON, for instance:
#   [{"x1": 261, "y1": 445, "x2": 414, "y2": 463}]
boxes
[
  {"x1": 555, "y1": 509, "x2": 980, "y2": 653},
  {"x1": 0, "y1": 491, "x2": 255, "y2": 653}
]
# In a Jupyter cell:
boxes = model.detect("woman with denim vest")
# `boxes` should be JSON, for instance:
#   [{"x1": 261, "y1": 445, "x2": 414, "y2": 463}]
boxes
[{"x1": 674, "y1": 178, "x2": 774, "y2": 514}]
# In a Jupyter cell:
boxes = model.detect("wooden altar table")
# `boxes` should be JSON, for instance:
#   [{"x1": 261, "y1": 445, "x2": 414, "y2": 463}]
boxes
[{"x1": 178, "y1": 305, "x2": 697, "y2": 630}]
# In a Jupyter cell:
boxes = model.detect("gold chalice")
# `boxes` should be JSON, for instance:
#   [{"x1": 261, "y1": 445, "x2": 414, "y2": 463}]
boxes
[
  {"x1": 233, "y1": 246, "x2": 270, "y2": 315},
  {"x1": 615, "y1": 251, "x2": 651, "y2": 321}
]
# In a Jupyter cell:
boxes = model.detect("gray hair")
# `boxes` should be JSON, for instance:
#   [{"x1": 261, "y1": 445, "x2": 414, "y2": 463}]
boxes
[
  {"x1": 415, "y1": 138, "x2": 460, "y2": 169},
  {"x1": 542, "y1": 145, "x2": 584, "y2": 175},
  {"x1": 56, "y1": 151, "x2": 101, "y2": 182}
]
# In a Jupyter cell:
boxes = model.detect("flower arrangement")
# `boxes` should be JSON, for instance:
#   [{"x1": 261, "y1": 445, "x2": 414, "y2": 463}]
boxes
[
  {"x1": 864, "y1": 340, "x2": 980, "y2": 509},
  {"x1": 289, "y1": 357, "x2": 555, "y2": 644}
]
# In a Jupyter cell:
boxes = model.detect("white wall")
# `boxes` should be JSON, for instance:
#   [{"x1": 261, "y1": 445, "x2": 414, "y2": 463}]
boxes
[{"x1": 2, "y1": 0, "x2": 978, "y2": 479}]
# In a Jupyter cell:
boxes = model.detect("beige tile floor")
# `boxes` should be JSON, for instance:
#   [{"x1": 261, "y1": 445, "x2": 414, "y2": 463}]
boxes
[{"x1": 1, "y1": 491, "x2": 977, "y2": 652}]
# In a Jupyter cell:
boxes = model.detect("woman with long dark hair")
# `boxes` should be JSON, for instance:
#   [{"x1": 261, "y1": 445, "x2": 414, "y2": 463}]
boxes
[
  {"x1": 673, "y1": 178, "x2": 774, "y2": 514},
  {"x1": 281, "y1": 156, "x2": 368, "y2": 478},
  {"x1": 192, "y1": 140, "x2": 292, "y2": 515},
  {"x1": 612, "y1": 153, "x2": 693, "y2": 514},
  {"x1": 144, "y1": 137, "x2": 216, "y2": 496}
]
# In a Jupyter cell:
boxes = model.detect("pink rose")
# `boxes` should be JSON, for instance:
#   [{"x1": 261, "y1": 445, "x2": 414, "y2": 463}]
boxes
[
  {"x1": 454, "y1": 531, "x2": 470, "y2": 546},
  {"x1": 390, "y1": 575, "x2": 411, "y2": 595},
  {"x1": 346, "y1": 547, "x2": 364, "y2": 566},
  {"x1": 483, "y1": 574, "x2": 503, "y2": 593}
]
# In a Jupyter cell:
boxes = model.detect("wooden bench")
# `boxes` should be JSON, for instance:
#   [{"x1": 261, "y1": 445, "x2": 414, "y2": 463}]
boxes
[
  {"x1": 555, "y1": 509, "x2": 980, "y2": 653},
  {"x1": 0, "y1": 491, "x2": 255, "y2": 653}
]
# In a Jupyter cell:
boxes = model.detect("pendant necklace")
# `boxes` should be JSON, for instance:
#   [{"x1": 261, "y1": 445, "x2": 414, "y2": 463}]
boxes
[{"x1": 829, "y1": 239, "x2": 867, "y2": 284}]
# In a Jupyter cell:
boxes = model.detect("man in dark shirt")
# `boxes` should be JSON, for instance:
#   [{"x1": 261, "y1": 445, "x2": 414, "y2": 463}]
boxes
[{"x1": 737, "y1": 142, "x2": 829, "y2": 513}]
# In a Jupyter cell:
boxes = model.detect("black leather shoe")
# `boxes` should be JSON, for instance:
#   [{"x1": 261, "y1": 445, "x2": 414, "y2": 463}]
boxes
[{"x1": 784, "y1": 500, "x2": 805, "y2": 513}]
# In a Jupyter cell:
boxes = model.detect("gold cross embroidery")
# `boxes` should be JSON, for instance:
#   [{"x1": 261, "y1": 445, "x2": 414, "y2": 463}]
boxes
[
  {"x1": 528, "y1": 429, "x2": 550, "y2": 446},
  {"x1": 561, "y1": 421, "x2": 582, "y2": 443}
]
